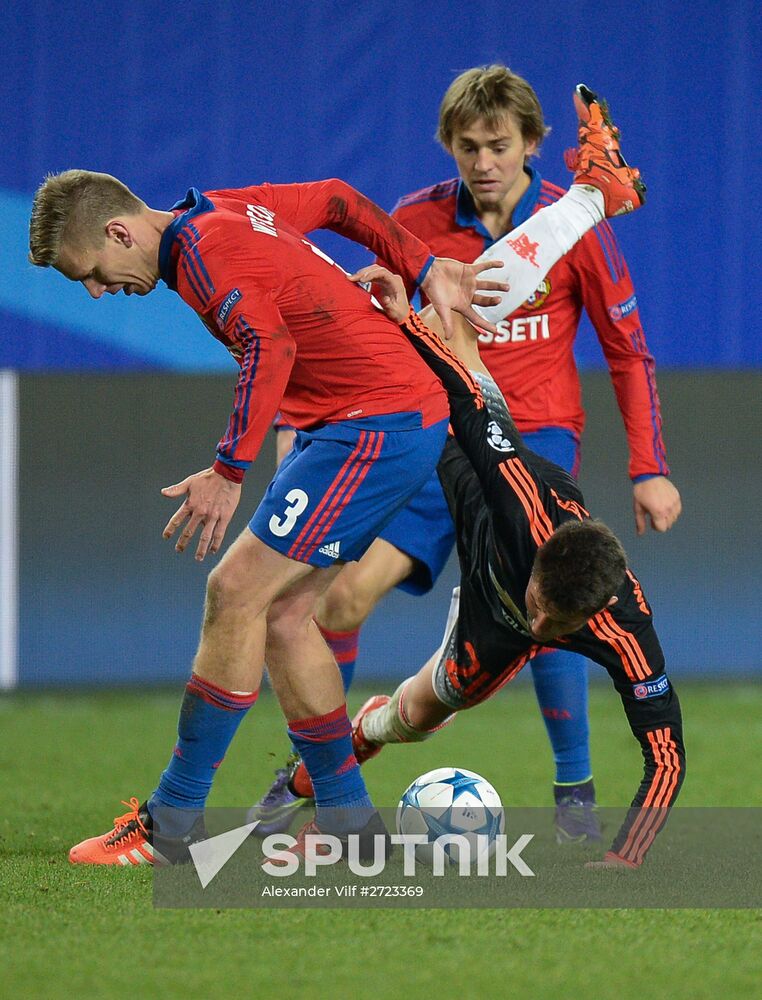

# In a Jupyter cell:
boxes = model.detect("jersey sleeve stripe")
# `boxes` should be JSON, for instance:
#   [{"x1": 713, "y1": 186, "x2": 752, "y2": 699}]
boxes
[
  {"x1": 394, "y1": 179, "x2": 458, "y2": 210},
  {"x1": 219, "y1": 317, "x2": 244, "y2": 451},
  {"x1": 587, "y1": 611, "x2": 649, "y2": 681},
  {"x1": 221, "y1": 317, "x2": 255, "y2": 450},
  {"x1": 510, "y1": 461, "x2": 556, "y2": 539},
  {"x1": 499, "y1": 459, "x2": 555, "y2": 545},
  {"x1": 631, "y1": 733, "x2": 682, "y2": 862},
  {"x1": 186, "y1": 223, "x2": 217, "y2": 293},
  {"x1": 641, "y1": 729, "x2": 673, "y2": 806},
  {"x1": 539, "y1": 180, "x2": 565, "y2": 202},
  {"x1": 406, "y1": 310, "x2": 485, "y2": 404},
  {"x1": 649, "y1": 729, "x2": 682, "y2": 808},
  {"x1": 622, "y1": 805, "x2": 671, "y2": 866},
  {"x1": 176, "y1": 227, "x2": 215, "y2": 304},
  {"x1": 498, "y1": 463, "x2": 546, "y2": 547},
  {"x1": 512, "y1": 461, "x2": 555, "y2": 541},
  {"x1": 179, "y1": 255, "x2": 210, "y2": 306},
  {"x1": 604, "y1": 221, "x2": 626, "y2": 278},
  {"x1": 596, "y1": 221, "x2": 626, "y2": 281},
  {"x1": 629, "y1": 327, "x2": 670, "y2": 475},
  {"x1": 588, "y1": 617, "x2": 638, "y2": 681},
  {"x1": 617, "y1": 728, "x2": 682, "y2": 864},
  {"x1": 601, "y1": 608, "x2": 653, "y2": 680},
  {"x1": 597, "y1": 608, "x2": 653, "y2": 679},
  {"x1": 217, "y1": 319, "x2": 260, "y2": 461},
  {"x1": 592, "y1": 223, "x2": 623, "y2": 283}
]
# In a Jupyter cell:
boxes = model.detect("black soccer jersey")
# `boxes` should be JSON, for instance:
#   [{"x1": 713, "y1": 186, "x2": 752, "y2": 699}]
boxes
[{"x1": 400, "y1": 309, "x2": 685, "y2": 867}]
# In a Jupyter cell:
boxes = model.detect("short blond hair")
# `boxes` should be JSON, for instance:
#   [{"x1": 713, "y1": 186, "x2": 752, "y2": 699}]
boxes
[
  {"x1": 29, "y1": 169, "x2": 144, "y2": 267},
  {"x1": 437, "y1": 65, "x2": 550, "y2": 152}
]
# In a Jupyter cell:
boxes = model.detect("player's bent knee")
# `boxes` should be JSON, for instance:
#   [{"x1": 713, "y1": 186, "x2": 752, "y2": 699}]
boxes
[
  {"x1": 201, "y1": 567, "x2": 244, "y2": 629},
  {"x1": 201, "y1": 563, "x2": 266, "y2": 631}
]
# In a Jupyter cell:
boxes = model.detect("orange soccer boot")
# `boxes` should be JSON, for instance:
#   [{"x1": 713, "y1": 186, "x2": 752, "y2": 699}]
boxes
[
  {"x1": 69, "y1": 797, "x2": 157, "y2": 866},
  {"x1": 565, "y1": 83, "x2": 646, "y2": 216},
  {"x1": 68, "y1": 796, "x2": 206, "y2": 866}
]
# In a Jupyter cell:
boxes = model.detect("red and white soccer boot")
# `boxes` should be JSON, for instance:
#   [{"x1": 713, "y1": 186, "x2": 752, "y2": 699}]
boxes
[
  {"x1": 263, "y1": 819, "x2": 334, "y2": 868},
  {"x1": 263, "y1": 813, "x2": 390, "y2": 869},
  {"x1": 565, "y1": 83, "x2": 646, "y2": 217},
  {"x1": 351, "y1": 694, "x2": 391, "y2": 764}
]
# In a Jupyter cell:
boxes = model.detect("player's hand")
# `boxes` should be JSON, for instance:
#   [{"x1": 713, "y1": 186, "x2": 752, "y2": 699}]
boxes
[
  {"x1": 632, "y1": 476, "x2": 682, "y2": 535},
  {"x1": 585, "y1": 852, "x2": 638, "y2": 871},
  {"x1": 350, "y1": 264, "x2": 410, "y2": 322},
  {"x1": 421, "y1": 258, "x2": 507, "y2": 339},
  {"x1": 161, "y1": 467, "x2": 242, "y2": 561}
]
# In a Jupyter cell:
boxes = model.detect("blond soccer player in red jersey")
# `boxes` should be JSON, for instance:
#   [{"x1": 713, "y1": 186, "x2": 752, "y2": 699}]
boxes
[{"x1": 28, "y1": 166, "x2": 505, "y2": 865}]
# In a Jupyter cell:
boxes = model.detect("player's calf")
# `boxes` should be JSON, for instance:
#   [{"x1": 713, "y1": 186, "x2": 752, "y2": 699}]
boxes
[{"x1": 357, "y1": 681, "x2": 455, "y2": 748}]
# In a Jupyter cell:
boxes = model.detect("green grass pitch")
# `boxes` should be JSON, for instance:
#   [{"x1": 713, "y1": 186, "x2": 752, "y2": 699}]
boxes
[{"x1": 2, "y1": 680, "x2": 761, "y2": 998}]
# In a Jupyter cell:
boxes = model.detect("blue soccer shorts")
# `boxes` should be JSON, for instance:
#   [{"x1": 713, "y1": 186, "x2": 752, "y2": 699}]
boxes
[
  {"x1": 378, "y1": 424, "x2": 581, "y2": 595},
  {"x1": 249, "y1": 412, "x2": 449, "y2": 568}
]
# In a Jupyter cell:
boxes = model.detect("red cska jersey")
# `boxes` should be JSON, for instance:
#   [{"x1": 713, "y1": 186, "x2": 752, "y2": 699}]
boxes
[
  {"x1": 388, "y1": 169, "x2": 669, "y2": 480},
  {"x1": 158, "y1": 179, "x2": 448, "y2": 482}
]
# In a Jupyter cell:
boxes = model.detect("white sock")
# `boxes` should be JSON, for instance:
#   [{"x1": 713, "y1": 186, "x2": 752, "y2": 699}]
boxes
[
  {"x1": 474, "y1": 185, "x2": 605, "y2": 324},
  {"x1": 363, "y1": 679, "x2": 456, "y2": 745},
  {"x1": 362, "y1": 680, "x2": 427, "y2": 744}
]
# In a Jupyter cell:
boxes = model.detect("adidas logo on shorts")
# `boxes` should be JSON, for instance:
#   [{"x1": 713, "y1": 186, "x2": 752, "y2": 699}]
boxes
[{"x1": 318, "y1": 540, "x2": 341, "y2": 559}]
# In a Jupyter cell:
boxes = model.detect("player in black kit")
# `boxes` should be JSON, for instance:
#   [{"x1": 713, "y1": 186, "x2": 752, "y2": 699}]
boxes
[{"x1": 315, "y1": 264, "x2": 685, "y2": 868}]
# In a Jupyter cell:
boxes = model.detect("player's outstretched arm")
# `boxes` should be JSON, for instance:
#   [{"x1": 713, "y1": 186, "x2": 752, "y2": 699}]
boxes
[
  {"x1": 260, "y1": 179, "x2": 504, "y2": 335},
  {"x1": 578, "y1": 620, "x2": 685, "y2": 868},
  {"x1": 604, "y1": 689, "x2": 686, "y2": 869}
]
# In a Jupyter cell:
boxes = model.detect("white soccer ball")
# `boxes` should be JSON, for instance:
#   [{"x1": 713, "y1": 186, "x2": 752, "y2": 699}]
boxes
[{"x1": 396, "y1": 766, "x2": 505, "y2": 867}]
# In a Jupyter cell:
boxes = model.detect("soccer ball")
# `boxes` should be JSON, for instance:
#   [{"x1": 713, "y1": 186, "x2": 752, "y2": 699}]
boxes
[{"x1": 396, "y1": 766, "x2": 505, "y2": 868}]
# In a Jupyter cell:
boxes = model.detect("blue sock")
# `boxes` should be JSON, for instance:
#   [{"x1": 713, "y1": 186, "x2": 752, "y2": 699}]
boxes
[
  {"x1": 530, "y1": 649, "x2": 592, "y2": 785},
  {"x1": 318, "y1": 624, "x2": 359, "y2": 693},
  {"x1": 148, "y1": 674, "x2": 258, "y2": 835},
  {"x1": 554, "y1": 777, "x2": 596, "y2": 804},
  {"x1": 288, "y1": 705, "x2": 373, "y2": 834}
]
